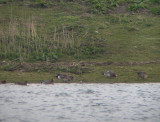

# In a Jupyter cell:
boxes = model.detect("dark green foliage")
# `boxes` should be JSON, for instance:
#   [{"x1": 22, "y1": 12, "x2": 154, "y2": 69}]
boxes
[
  {"x1": 128, "y1": 2, "x2": 148, "y2": 11},
  {"x1": 150, "y1": 0, "x2": 160, "y2": 4},
  {"x1": 0, "y1": 64, "x2": 16, "y2": 71},
  {"x1": 87, "y1": 0, "x2": 107, "y2": 13},
  {"x1": 81, "y1": 46, "x2": 104, "y2": 55},
  {"x1": 30, "y1": 52, "x2": 58, "y2": 62},
  {"x1": 86, "y1": 0, "x2": 121, "y2": 13},
  {"x1": 0, "y1": 53, "x2": 19, "y2": 60},
  {"x1": 35, "y1": 0, "x2": 47, "y2": 8},
  {"x1": 150, "y1": 7, "x2": 160, "y2": 15},
  {"x1": 144, "y1": 23, "x2": 152, "y2": 27},
  {"x1": 0, "y1": 0, "x2": 7, "y2": 4}
]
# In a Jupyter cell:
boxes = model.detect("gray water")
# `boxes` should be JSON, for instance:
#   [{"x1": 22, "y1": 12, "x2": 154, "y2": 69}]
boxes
[{"x1": 0, "y1": 83, "x2": 160, "y2": 122}]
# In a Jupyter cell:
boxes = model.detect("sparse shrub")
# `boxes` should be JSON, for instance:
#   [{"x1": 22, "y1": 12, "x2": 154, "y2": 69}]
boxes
[
  {"x1": 36, "y1": 0, "x2": 48, "y2": 8},
  {"x1": 150, "y1": 7, "x2": 160, "y2": 15},
  {"x1": 0, "y1": 0, "x2": 7, "y2": 4},
  {"x1": 150, "y1": 0, "x2": 160, "y2": 4},
  {"x1": 86, "y1": 0, "x2": 107, "y2": 14},
  {"x1": 128, "y1": 2, "x2": 148, "y2": 11},
  {"x1": 30, "y1": 52, "x2": 58, "y2": 62},
  {"x1": 144, "y1": 23, "x2": 152, "y2": 27},
  {"x1": 81, "y1": 46, "x2": 104, "y2": 55},
  {"x1": 0, "y1": 64, "x2": 16, "y2": 71}
]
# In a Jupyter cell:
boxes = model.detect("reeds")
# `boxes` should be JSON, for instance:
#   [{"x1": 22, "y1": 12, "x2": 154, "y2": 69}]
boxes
[{"x1": 0, "y1": 16, "x2": 81, "y2": 62}]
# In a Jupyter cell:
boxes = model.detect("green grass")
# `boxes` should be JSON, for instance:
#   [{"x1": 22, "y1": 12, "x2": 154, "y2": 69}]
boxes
[
  {"x1": 0, "y1": 0, "x2": 160, "y2": 83},
  {"x1": 1, "y1": 63, "x2": 160, "y2": 83},
  {"x1": 0, "y1": 71, "x2": 54, "y2": 83}
]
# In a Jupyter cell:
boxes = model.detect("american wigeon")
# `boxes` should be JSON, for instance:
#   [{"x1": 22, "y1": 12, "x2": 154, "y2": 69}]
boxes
[
  {"x1": 41, "y1": 78, "x2": 54, "y2": 84},
  {"x1": 56, "y1": 74, "x2": 74, "y2": 82},
  {"x1": 137, "y1": 72, "x2": 147, "y2": 79},
  {"x1": 1, "y1": 80, "x2": 6, "y2": 84},
  {"x1": 103, "y1": 71, "x2": 117, "y2": 77}
]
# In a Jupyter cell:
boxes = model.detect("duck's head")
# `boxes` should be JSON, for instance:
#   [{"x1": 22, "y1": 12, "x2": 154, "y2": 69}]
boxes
[
  {"x1": 56, "y1": 74, "x2": 60, "y2": 78},
  {"x1": 113, "y1": 73, "x2": 117, "y2": 77},
  {"x1": 56, "y1": 74, "x2": 63, "y2": 79}
]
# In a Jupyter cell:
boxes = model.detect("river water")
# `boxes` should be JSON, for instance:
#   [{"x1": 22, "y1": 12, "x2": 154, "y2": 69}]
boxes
[{"x1": 0, "y1": 83, "x2": 160, "y2": 122}]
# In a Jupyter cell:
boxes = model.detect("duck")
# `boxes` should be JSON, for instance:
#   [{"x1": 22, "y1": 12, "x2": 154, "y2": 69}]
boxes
[
  {"x1": 103, "y1": 71, "x2": 117, "y2": 77},
  {"x1": 79, "y1": 80, "x2": 83, "y2": 84},
  {"x1": 56, "y1": 74, "x2": 74, "y2": 82},
  {"x1": 1, "y1": 80, "x2": 6, "y2": 84},
  {"x1": 41, "y1": 78, "x2": 54, "y2": 84},
  {"x1": 15, "y1": 81, "x2": 28, "y2": 85},
  {"x1": 137, "y1": 71, "x2": 147, "y2": 79}
]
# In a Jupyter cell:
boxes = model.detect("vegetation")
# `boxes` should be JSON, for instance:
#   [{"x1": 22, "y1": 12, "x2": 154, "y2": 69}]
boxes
[
  {"x1": 0, "y1": 0, "x2": 160, "y2": 83},
  {"x1": 150, "y1": 6, "x2": 160, "y2": 15}
]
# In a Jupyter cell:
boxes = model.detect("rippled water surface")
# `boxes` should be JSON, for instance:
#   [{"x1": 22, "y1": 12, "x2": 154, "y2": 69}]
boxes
[{"x1": 0, "y1": 83, "x2": 160, "y2": 122}]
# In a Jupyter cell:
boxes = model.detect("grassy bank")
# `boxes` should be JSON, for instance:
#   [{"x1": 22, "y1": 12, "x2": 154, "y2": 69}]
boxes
[
  {"x1": 0, "y1": 61, "x2": 160, "y2": 83},
  {"x1": 0, "y1": 0, "x2": 160, "y2": 83}
]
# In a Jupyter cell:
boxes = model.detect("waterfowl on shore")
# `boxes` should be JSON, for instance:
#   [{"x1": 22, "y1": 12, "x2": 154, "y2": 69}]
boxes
[
  {"x1": 1, "y1": 80, "x2": 6, "y2": 84},
  {"x1": 137, "y1": 72, "x2": 147, "y2": 79},
  {"x1": 80, "y1": 80, "x2": 83, "y2": 83},
  {"x1": 103, "y1": 71, "x2": 117, "y2": 77},
  {"x1": 41, "y1": 78, "x2": 54, "y2": 84},
  {"x1": 15, "y1": 81, "x2": 28, "y2": 85},
  {"x1": 56, "y1": 74, "x2": 74, "y2": 82}
]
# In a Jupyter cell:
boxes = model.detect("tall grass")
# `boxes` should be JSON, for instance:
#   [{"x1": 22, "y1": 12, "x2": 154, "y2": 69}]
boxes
[
  {"x1": 0, "y1": 0, "x2": 159, "y2": 62},
  {"x1": 0, "y1": 1, "x2": 77, "y2": 62},
  {"x1": 0, "y1": 16, "x2": 81, "y2": 62},
  {"x1": 0, "y1": 2, "x2": 104, "y2": 62}
]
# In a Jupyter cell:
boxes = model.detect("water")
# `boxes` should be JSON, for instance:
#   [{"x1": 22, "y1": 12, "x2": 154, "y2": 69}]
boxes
[{"x1": 0, "y1": 83, "x2": 160, "y2": 122}]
